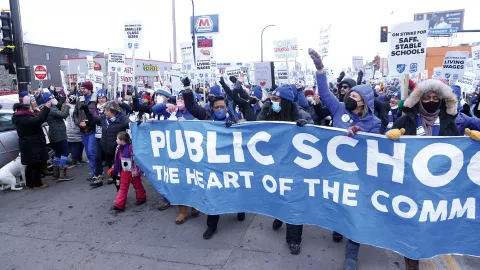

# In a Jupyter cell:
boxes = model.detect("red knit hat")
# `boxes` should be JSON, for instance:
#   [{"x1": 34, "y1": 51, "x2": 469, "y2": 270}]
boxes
[
  {"x1": 81, "y1": 81, "x2": 93, "y2": 91},
  {"x1": 142, "y1": 94, "x2": 151, "y2": 100},
  {"x1": 408, "y1": 79, "x2": 416, "y2": 91},
  {"x1": 304, "y1": 89, "x2": 315, "y2": 97}
]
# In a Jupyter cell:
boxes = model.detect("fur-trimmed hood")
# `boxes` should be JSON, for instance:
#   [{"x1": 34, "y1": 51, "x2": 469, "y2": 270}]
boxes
[{"x1": 403, "y1": 79, "x2": 458, "y2": 116}]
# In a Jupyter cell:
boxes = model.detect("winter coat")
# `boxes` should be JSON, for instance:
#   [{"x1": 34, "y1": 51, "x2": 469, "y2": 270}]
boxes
[
  {"x1": 375, "y1": 99, "x2": 390, "y2": 134},
  {"x1": 66, "y1": 105, "x2": 82, "y2": 142},
  {"x1": 85, "y1": 110, "x2": 131, "y2": 155},
  {"x1": 12, "y1": 106, "x2": 50, "y2": 165},
  {"x1": 184, "y1": 90, "x2": 237, "y2": 122},
  {"x1": 73, "y1": 97, "x2": 96, "y2": 135},
  {"x1": 455, "y1": 112, "x2": 480, "y2": 135},
  {"x1": 257, "y1": 101, "x2": 314, "y2": 124},
  {"x1": 230, "y1": 82, "x2": 256, "y2": 121},
  {"x1": 46, "y1": 104, "x2": 70, "y2": 143},
  {"x1": 392, "y1": 80, "x2": 460, "y2": 136},
  {"x1": 316, "y1": 72, "x2": 381, "y2": 133}
]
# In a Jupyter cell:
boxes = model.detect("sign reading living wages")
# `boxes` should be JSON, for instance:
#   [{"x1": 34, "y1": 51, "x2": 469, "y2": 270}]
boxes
[
  {"x1": 388, "y1": 21, "x2": 428, "y2": 76},
  {"x1": 441, "y1": 51, "x2": 469, "y2": 82}
]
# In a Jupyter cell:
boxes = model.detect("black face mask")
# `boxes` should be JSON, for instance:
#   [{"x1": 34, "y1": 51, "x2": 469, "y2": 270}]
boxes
[
  {"x1": 344, "y1": 96, "x2": 358, "y2": 112},
  {"x1": 422, "y1": 101, "x2": 440, "y2": 113}
]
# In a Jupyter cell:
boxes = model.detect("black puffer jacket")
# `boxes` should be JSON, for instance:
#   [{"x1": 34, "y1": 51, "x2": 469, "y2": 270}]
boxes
[
  {"x1": 85, "y1": 109, "x2": 131, "y2": 154},
  {"x1": 12, "y1": 105, "x2": 50, "y2": 165},
  {"x1": 392, "y1": 80, "x2": 460, "y2": 136}
]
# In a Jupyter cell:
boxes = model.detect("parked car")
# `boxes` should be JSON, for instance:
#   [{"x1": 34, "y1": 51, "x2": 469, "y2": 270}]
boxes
[{"x1": 0, "y1": 95, "x2": 55, "y2": 170}]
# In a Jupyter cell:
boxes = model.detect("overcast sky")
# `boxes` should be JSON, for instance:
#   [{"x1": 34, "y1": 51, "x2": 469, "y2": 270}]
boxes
[{"x1": 1, "y1": 0, "x2": 479, "y2": 73}]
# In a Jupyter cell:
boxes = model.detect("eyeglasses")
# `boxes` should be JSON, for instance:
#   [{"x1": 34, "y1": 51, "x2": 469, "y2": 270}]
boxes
[{"x1": 341, "y1": 85, "x2": 350, "y2": 89}]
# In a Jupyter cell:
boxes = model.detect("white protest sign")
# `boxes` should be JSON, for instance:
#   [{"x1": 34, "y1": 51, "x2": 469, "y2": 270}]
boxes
[
  {"x1": 421, "y1": 70, "x2": 428, "y2": 80},
  {"x1": 86, "y1": 55, "x2": 95, "y2": 82},
  {"x1": 78, "y1": 72, "x2": 86, "y2": 83},
  {"x1": 472, "y1": 45, "x2": 480, "y2": 76},
  {"x1": 225, "y1": 66, "x2": 241, "y2": 78},
  {"x1": 196, "y1": 35, "x2": 214, "y2": 62},
  {"x1": 318, "y1": 25, "x2": 331, "y2": 57},
  {"x1": 196, "y1": 60, "x2": 211, "y2": 73},
  {"x1": 254, "y1": 62, "x2": 273, "y2": 89},
  {"x1": 352, "y1": 56, "x2": 363, "y2": 71},
  {"x1": 124, "y1": 20, "x2": 143, "y2": 50},
  {"x1": 108, "y1": 49, "x2": 126, "y2": 73},
  {"x1": 60, "y1": 70, "x2": 67, "y2": 89},
  {"x1": 119, "y1": 65, "x2": 134, "y2": 86},
  {"x1": 456, "y1": 71, "x2": 476, "y2": 93},
  {"x1": 388, "y1": 20, "x2": 428, "y2": 76},
  {"x1": 180, "y1": 42, "x2": 195, "y2": 71},
  {"x1": 276, "y1": 66, "x2": 288, "y2": 84},
  {"x1": 441, "y1": 51, "x2": 469, "y2": 82},
  {"x1": 273, "y1": 38, "x2": 298, "y2": 59},
  {"x1": 94, "y1": 71, "x2": 104, "y2": 85},
  {"x1": 433, "y1": 67, "x2": 442, "y2": 79},
  {"x1": 171, "y1": 74, "x2": 183, "y2": 96}
]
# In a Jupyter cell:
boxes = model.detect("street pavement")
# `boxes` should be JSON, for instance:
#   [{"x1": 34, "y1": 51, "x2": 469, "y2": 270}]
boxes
[{"x1": 0, "y1": 164, "x2": 478, "y2": 270}]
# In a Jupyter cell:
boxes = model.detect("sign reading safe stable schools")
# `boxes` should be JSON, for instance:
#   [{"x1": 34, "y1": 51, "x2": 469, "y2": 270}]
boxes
[{"x1": 388, "y1": 21, "x2": 428, "y2": 76}]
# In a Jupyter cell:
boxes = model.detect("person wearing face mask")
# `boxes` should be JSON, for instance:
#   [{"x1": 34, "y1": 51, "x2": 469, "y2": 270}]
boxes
[
  {"x1": 384, "y1": 88, "x2": 401, "y2": 133},
  {"x1": 219, "y1": 73, "x2": 256, "y2": 121},
  {"x1": 309, "y1": 49, "x2": 381, "y2": 262},
  {"x1": 45, "y1": 92, "x2": 74, "y2": 182},
  {"x1": 257, "y1": 84, "x2": 313, "y2": 255},
  {"x1": 303, "y1": 88, "x2": 328, "y2": 125},
  {"x1": 249, "y1": 85, "x2": 264, "y2": 116},
  {"x1": 182, "y1": 76, "x2": 245, "y2": 239},
  {"x1": 152, "y1": 88, "x2": 176, "y2": 120},
  {"x1": 82, "y1": 101, "x2": 131, "y2": 189},
  {"x1": 175, "y1": 91, "x2": 195, "y2": 120},
  {"x1": 337, "y1": 78, "x2": 357, "y2": 102},
  {"x1": 385, "y1": 79, "x2": 462, "y2": 270},
  {"x1": 132, "y1": 90, "x2": 155, "y2": 123},
  {"x1": 73, "y1": 81, "x2": 97, "y2": 180},
  {"x1": 12, "y1": 95, "x2": 52, "y2": 189}
]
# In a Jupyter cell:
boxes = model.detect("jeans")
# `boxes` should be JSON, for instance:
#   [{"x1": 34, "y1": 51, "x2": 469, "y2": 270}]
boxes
[
  {"x1": 69, "y1": 142, "x2": 84, "y2": 163},
  {"x1": 81, "y1": 133, "x2": 96, "y2": 174},
  {"x1": 94, "y1": 138, "x2": 115, "y2": 177}
]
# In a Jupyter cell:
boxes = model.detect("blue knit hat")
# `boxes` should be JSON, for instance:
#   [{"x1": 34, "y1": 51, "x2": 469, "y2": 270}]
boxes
[
  {"x1": 155, "y1": 88, "x2": 171, "y2": 98},
  {"x1": 210, "y1": 85, "x2": 222, "y2": 97},
  {"x1": 272, "y1": 85, "x2": 294, "y2": 102},
  {"x1": 19, "y1": 91, "x2": 29, "y2": 98},
  {"x1": 177, "y1": 90, "x2": 184, "y2": 98},
  {"x1": 251, "y1": 86, "x2": 262, "y2": 100},
  {"x1": 42, "y1": 92, "x2": 54, "y2": 103},
  {"x1": 96, "y1": 89, "x2": 107, "y2": 97}
]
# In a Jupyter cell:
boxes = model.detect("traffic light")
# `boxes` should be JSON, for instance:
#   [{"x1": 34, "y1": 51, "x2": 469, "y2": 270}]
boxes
[
  {"x1": 380, "y1": 26, "x2": 388, "y2": 43},
  {"x1": 0, "y1": 11, "x2": 13, "y2": 46}
]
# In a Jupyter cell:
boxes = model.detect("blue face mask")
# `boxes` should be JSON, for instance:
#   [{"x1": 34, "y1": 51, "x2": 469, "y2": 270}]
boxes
[
  {"x1": 213, "y1": 108, "x2": 227, "y2": 120},
  {"x1": 272, "y1": 101, "x2": 281, "y2": 113}
]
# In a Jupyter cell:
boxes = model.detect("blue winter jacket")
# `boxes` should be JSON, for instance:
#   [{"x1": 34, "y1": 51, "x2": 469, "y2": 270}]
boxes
[
  {"x1": 455, "y1": 112, "x2": 480, "y2": 135},
  {"x1": 316, "y1": 72, "x2": 381, "y2": 133}
]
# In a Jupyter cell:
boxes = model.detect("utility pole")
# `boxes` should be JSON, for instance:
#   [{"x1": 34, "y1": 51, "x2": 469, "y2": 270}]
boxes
[
  {"x1": 9, "y1": 0, "x2": 29, "y2": 91},
  {"x1": 171, "y1": 0, "x2": 177, "y2": 63}
]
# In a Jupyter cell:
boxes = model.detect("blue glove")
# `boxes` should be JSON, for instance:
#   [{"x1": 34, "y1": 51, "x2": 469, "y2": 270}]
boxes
[{"x1": 296, "y1": 119, "x2": 308, "y2": 127}]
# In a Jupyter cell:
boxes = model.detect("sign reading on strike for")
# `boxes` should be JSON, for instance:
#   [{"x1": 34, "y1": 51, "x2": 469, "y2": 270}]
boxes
[
  {"x1": 273, "y1": 38, "x2": 298, "y2": 59},
  {"x1": 388, "y1": 20, "x2": 429, "y2": 76},
  {"x1": 33, "y1": 65, "x2": 47, "y2": 80},
  {"x1": 441, "y1": 51, "x2": 469, "y2": 82},
  {"x1": 124, "y1": 20, "x2": 143, "y2": 50}
]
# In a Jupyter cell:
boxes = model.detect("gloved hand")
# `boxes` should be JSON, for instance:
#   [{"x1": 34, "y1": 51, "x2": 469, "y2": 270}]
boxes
[
  {"x1": 263, "y1": 99, "x2": 272, "y2": 108},
  {"x1": 181, "y1": 77, "x2": 191, "y2": 87},
  {"x1": 465, "y1": 128, "x2": 480, "y2": 141},
  {"x1": 229, "y1": 76, "x2": 237, "y2": 84},
  {"x1": 347, "y1": 126, "x2": 363, "y2": 137},
  {"x1": 296, "y1": 119, "x2": 308, "y2": 127},
  {"x1": 386, "y1": 128, "x2": 405, "y2": 140},
  {"x1": 220, "y1": 76, "x2": 225, "y2": 84},
  {"x1": 225, "y1": 120, "x2": 234, "y2": 128},
  {"x1": 337, "y1": 71, "x2": 346, "y2": 83},
  {"x1": 308, "y1": 48, "x2": 325, "y2": 70},
  {"x1": 108, "y1": 168, "x2": 114, "y2": 176}
]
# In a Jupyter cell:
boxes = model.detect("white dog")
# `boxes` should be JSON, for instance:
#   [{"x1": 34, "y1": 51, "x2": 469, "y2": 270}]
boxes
[{"x1": 0, "y1": 153, "x2": 26, "y2": 191}]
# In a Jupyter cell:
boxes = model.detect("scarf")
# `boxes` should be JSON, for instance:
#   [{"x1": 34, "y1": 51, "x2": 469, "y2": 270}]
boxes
[
  {"x1": 418, "y1": 101, "x2": 440, "y2": 136},
  {"x1": 105, "y1": 113, "x2": 119, "y2": 128}
]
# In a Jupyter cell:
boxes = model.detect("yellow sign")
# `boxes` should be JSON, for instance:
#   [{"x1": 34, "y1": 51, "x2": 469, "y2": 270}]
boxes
[{"x1": 143, "y1": 64, "x2": 159, "y2": 71}]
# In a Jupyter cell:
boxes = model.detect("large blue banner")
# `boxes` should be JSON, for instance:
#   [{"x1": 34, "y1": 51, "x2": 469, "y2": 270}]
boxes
[{"x1": 131, "y1": 121, "x2": 480, "y2": 259}]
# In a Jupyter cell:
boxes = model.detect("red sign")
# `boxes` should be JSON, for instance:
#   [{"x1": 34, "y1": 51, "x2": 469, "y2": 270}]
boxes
[{"x1": 34, "y1": 65, "x2": 47, "y2": 80}]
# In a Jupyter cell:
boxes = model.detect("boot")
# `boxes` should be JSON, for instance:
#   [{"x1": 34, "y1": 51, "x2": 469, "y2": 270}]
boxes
[
  {"x1": 175, "y1": 205, "x2": 189, "y2": 225},
  {"x1": 57, "y1": 167, "x2": 73, "y2": 182},
  {"x1": 404, "y1": 258, "x2": 419, "y2": 270},
  {"x1": 52, "y1": 165, "x2": 60, "y2": 181},
  {"x1": 42, "y1": 160, "x2": 53, "y2": 176},
  {"x1": 191, "y1": 207, "x2": 200, "y2": 217},
  {"x1": 344, "y1": 240, "x2": 360, "y2": 270},
  {"x1": 90, "y1": 175, "x2": 103, "y2": 188},
  {"x1": 333, "y1": 231, "x2": 344, "y2": 242}
]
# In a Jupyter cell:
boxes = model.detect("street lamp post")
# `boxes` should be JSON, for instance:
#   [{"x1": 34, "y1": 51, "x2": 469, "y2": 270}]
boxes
[
  {"x1": 191, "y1": 0, "x2": 196, "y2": 64},
  {"x1": 261, "y1": 24, "x2": 275, "y2": 62}
]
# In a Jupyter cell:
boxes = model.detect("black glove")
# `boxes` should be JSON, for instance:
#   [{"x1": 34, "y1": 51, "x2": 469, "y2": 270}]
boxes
[
  {"x1": 182, "y1": 77, "x2": 191, "y2": 87},
  {"x1": 220, "y1": 77, "x2": 225, "y2": 84},
  {"x1": 263, "y1": 99, "x2": 272, "y2": 108},
  {"x1": 81, "y1": 104, "x2": 89, "y2": 112},
  {"x1": 225, "y1": 120, "x2": 233, "y2": 128},
  {"x1": 296, "y1": 119, "x2": 308, "y2": 127},
  {"x1": 357, "y1": 71, "x2": 364, "y2": 85},
  {"x1": 337, "y1": 71, "x2": 346, "y2": 83},
  {"x1": 229, "y1": 76, "x2": 237, "y2": 84}
]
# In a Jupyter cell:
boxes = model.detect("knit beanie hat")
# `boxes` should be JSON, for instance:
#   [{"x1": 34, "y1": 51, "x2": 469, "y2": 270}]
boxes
[
  {"x1": 304, "y1": 89, "x2": 315, "y2": 97},
  {"x1": 251, "y1": 86, "x2": 263, "y2": 100},
  {"x1": 96, "y1": 89, "x2": 107, "y2": 97},
  {"x1": 272, "y1": 85, "x2": 294, "y2": 102},
  {"x1": 81, "y1": 81, "x2": 93, "y2": 91},
  {"x1": 210, "y1": 85, "x2": 222, "y2": 97}
]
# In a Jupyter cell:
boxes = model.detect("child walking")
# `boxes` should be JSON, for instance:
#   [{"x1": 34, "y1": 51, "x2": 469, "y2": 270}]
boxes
[{"x1": 109, "y1": 131, "x2": 146, "y2": 212}]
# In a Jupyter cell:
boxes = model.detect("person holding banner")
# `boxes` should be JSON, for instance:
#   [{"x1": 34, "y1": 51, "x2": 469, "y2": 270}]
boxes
[
  {"x1": 385, "y1": 79, "x2": 461, "y2": 269},
  {"x1": 182, "y1": 76, "x2": 245, "y2": 239},
  {"x1": 255, "y1": 84, "x2": 313, "y2": 255},
  {"x1": 308, "y1": 48, "x2": 385, "y2": 268}
]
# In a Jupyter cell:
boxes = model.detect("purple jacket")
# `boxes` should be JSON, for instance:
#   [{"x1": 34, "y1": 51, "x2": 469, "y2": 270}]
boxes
[{"x1": 455, "y1": 112, "x2": 480, "y2": 135}]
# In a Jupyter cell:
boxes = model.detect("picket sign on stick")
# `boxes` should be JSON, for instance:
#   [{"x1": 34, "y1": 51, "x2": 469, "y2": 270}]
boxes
[{"x1": 402, "y1": 74, "x2": 410, "y2": 100}]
